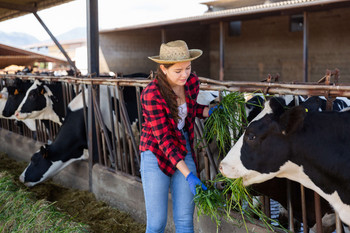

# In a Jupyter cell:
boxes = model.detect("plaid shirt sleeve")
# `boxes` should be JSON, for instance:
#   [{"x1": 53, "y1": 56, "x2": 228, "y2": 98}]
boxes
[
  {"x1": 142, "y1": 92, "x2": 186, "y2": 167},
  {"x1": 187, "y1": 73, "x2": 207, "y2": 118}
]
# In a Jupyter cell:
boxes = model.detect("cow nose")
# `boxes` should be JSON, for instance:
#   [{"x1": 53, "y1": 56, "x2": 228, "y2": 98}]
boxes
[
  {"x1": 15, "y1": 111, "x2": 19, "y2": 117},
  {"x1": 19, "y1": 174, "x2": 24, "y2": 183},
  {"x1": 219, "y1": 164, "x2": 223, "y2": 173}
]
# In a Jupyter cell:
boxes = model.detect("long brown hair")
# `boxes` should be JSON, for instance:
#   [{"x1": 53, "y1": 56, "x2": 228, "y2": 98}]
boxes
[{"x1": 156, "y1": 64, "x2": 180, "y2": 123}]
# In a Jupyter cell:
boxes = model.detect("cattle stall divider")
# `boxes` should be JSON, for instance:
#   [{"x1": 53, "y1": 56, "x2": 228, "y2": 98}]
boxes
[{"x1": 0, "y1": 73, "x2": 349, "y2": 232}]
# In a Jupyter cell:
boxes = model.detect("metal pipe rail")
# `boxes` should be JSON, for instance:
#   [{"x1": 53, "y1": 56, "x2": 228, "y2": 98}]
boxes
[{"x1": 2, "y1": 74, "x2": 350, "y2": 97}]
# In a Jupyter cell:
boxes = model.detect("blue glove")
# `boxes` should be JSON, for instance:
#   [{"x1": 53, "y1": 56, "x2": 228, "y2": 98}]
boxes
[
  {"x1": 208, "y1": 105, "x2": 223, "y2": 116},
  {"x1": 186, "y1": 172, "x2": 207, "y2": 195}
]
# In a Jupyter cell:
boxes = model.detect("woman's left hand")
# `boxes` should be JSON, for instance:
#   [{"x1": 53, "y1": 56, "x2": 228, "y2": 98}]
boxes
[{"x1": 186, "y1": 172, "x2": 207, "y2": 195}]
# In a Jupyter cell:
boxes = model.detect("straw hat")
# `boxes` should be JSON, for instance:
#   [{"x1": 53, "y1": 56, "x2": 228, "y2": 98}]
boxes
[{"x1": 148, "y1": 40, "x2": 202, "y2": 64}]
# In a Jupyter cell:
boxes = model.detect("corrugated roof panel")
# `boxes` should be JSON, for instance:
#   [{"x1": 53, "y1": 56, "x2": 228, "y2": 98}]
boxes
[
  {"x1": 0, "y1": 0, "x2": 74, "y2": 22},
  {"x1": 100, "y1": 0, "x2": 350, "y2": 33},
  {"x1": 0, "y1": 43, "x2": 68, "y2": 68}
]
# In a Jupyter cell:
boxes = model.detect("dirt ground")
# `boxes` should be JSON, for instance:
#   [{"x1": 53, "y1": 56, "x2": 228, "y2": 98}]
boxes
[{"x1": 0, "y1": 152, "x2": 146, "y2": 233}]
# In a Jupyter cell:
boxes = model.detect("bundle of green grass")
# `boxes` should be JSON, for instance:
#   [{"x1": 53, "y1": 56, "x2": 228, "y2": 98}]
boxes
[
  {"x1": 204, "y1": 91, "x2": 247, "y2": 157},
  {"x1": 196, "y1": 91, "x2": 286, "y2": 232}
]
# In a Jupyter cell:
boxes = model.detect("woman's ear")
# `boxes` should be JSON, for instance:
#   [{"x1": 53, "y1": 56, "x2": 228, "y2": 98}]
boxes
[{"x1": 159, "y1": 65, "x2": 167, "y2": 75}]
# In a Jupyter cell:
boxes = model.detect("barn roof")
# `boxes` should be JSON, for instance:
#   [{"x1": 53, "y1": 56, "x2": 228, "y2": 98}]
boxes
[
  {"x1": 0, "y1": 0, "x2": 74, "y2": 22},
  {"x1": 0, "y1": 43, "x2": 68, "y2": 68},
  {"x1": 100, "y1": 0, "x2": 350, "y2": 33}
]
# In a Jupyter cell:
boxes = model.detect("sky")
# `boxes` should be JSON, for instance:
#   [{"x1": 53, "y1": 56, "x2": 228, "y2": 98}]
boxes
[{"x1": 0, "y1": 0, "x2": 208, "y2": 41}]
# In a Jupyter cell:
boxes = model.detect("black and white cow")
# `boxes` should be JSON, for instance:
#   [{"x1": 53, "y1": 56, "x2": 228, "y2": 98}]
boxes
[
  {"x1": 302, "y1": 96, "x2": 350, "y2": 112},
  {"x1": 219, "y1": 97, "x2": 350, "y2": 225},
  {"x1": 1, "y1": 80, "x2": 37, "y2": 131},
  {"x1": 19, "y1": 84, "x2": 141, "y2": 187},
  {"x1": 14, "y1": 80, "x2": 66, "y2": 125},
  {"x1": 2, "y1": 78, "x2": 33, "y2": 118}
]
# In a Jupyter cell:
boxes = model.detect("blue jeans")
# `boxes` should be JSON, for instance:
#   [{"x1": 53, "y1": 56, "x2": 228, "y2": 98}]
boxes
[{"x1": 140, "y1": 131, "x2": 197, "y2": 233}]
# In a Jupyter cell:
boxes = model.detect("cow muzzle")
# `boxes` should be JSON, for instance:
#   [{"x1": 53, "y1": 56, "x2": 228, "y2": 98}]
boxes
[{"x1": 15, "y1": 111, "x2": 28, "y2": 119}]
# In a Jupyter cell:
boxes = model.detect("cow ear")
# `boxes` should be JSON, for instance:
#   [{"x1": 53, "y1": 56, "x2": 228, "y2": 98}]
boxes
[
  {"x1": 279, "y1": 106, "x2": 307, "y2": 135},
  {"x1": 40, "y1": 144, "x2": 49, "y2": 158},
  {"x1": 269, "y1": 97, "x2": 287, "y2": 119},
  {"x1": 38, "y1": 85, "x2": 46, "y2": 95}
]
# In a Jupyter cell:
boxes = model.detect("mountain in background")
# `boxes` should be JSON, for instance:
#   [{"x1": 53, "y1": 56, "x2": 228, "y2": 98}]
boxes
[
  {"x1": 41, "y1": 27, "x2": 86, "y2": 43},
  {"x1": 0, "y1": 31, "x2": 40, "y2": 47},
  {"x1": 0, "y1": 27, "x2": 86, "y2": 48}
]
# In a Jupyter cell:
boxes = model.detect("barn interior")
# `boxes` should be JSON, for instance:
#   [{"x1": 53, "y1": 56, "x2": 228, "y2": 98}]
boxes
[{"x1": 0, "y1": 1, "x2": 349, "y2": 233}]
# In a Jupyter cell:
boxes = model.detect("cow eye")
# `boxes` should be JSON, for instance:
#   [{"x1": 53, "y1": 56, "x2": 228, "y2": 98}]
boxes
[
  {"x1": 247, "y1": 134, "x2": 256, "y2": 141},
  {"x1": 31, "y1": 153, "x2": 41, "y2": 164}
]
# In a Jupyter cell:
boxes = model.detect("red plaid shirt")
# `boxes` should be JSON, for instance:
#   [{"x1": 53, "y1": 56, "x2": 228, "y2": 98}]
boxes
[{"x1": 139, "y1": 73, "x2": 206, "y2": 176}]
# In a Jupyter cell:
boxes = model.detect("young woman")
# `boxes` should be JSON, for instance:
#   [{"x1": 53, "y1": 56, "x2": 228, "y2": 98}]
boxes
[{"x1": 140, "y1": 40, "x2": 210, "y2": 233}]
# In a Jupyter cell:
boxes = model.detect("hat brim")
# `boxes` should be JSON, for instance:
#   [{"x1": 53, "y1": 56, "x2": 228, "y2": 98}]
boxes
[{"x1": 148, "y1": 49, "x2": 203, "y2": 64}]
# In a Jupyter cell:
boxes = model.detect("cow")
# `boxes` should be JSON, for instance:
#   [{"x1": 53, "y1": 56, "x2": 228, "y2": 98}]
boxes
[
  {"x1": 302, "y1": 96, "x2": 350, "y2": 112},
  {"x1": 14, "y1": 79, "x2": 66, "y2": 125},
  {"x1": 219, "y1": 97, "x2": 350, "y2": 226},
  {"x1": 2, "y1": 78, "x2": 33, "y2": 118},
  {"x1": 19, "y1": 104, "x2": 88, "y2": 187},
  {"x1": 19, "y1": 84, "x2": 141, "y2": 187},
  {"x1": 0, "y1": 81, "x2": 37, "y2": 131}
]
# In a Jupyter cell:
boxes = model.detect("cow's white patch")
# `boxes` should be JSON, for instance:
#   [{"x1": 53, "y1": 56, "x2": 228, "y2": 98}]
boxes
[
  {"x1": 68, "y1": 92, "x2": 84, "y2": 112},
  {"x1": 276, "y1": 161, "x2": 350, "y2": 225},
  {"x1": 197, "y1": 90, "x2": 219, "y2": 105}
]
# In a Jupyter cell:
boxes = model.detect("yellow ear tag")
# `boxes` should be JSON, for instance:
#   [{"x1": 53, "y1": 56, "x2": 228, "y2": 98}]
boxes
[
  {"x1": 41, "y1": 89, "x2": 44, "y2": 95},
  {"x1": 305, "y1": 108, "x2": 308, "y2": 112},
  {"x1": 14, "y1": 89, "x2": 19, "y2": 95}
]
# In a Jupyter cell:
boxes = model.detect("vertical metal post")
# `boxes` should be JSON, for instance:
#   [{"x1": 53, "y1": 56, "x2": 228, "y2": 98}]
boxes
[
  {"x1": 87, "y1": 0, "x2": 99, "y2": 77},
  {"x1": 314, "y1": 193, "x2": 323, "y2": 233},
  {"x1": 335, "y1": 212, "x2": 343, "y2": 233},
  {"x1": 303, "y1": 11, "x2": 309, "y2": 82},
  {"x1": 86, "y1": 0, "x2": 99, "y2": 192},
  {"x1": 300, "y1": 184, "x2": 308, "y2": 233},
  {"x1": 287, "y1": 180, "x2": 295, "y2": 232},
  {"x1": 161, "y1": 29, "x2": 166, "y2": 43},
  {"x1": 219, "y1": 21, "x2": 225, "y2": 81}
]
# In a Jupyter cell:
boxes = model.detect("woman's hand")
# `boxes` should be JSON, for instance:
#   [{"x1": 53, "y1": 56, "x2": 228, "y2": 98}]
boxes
[{"x1": 186, "y1": 172, "x2": 207, "y2": 195}]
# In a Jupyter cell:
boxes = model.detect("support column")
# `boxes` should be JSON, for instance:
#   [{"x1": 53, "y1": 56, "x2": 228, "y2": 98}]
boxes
[
  {"x1": 87, "y1": 0, "x2": 99, "y2": 77},
  {"x1": 219, "y1": 21, "x2": 225, "y2": 81},
  {"x1": 86, "y1": 0, "x2": 99, "y2": 192},
  {"x1": 303, "y1": 11, "x2": 309, "y2": 82}
]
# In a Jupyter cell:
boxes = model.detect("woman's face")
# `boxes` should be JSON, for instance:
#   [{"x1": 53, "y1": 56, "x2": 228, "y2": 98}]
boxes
[{"x1": 161, "y1": 61, "x2": 191, "y2": 88}]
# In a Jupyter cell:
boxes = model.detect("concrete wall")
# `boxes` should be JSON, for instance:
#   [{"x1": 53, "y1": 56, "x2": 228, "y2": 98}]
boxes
[
  {"x1": 99, "y1": 24, "x2": 211, "y2": 78},
  {"x1": 0, "y1": 129, "x2": 270, "y2": 233},
  {"x1": 100, "y1": 7, "x2": 350, "y2": 83},
  {"x1": 209, "y1": 7, "x2": 350, "y2": 82}
]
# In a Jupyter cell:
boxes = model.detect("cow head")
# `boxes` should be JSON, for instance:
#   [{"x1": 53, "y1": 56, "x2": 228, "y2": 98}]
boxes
[
  {"x1": 15, "y1": 80, "x2": 48, "y2": 119},
  {"x1": 219, "y1": 97, "x2": 307, "y2": 186},
  {"x1": 19, "y1": 144, "x2": 54, "y2": 187},
  {"x1": 2, "y1": 78, "x2": 32, "y2": 117},
  {"x1": 19, "y1": 143, "x2": 88, "y2": 187}
]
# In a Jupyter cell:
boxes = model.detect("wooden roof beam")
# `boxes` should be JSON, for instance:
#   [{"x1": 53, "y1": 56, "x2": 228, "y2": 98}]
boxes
[{"x1": 0, "y1": 1, "x2": 37, "y2": 13}]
